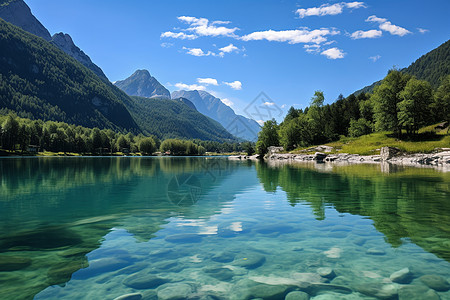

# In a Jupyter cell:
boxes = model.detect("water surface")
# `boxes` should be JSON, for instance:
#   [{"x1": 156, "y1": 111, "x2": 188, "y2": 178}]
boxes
[{"x1": 0, "y1": 157, "x2": 449, "y2": 299}]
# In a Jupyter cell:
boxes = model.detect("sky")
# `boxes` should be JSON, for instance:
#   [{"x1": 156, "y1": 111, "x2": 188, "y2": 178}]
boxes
[{"x1": 26, "y1": 0, "x2": 450, "y2": 121}]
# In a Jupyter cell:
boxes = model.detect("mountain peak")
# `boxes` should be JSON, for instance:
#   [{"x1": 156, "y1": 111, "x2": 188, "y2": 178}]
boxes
[
  {"x1": 0, "y1": 0, "x2": 51, "y2": 41},
  {"x1": 115, "y1": 70, "x2": 171, "y2": 99}
]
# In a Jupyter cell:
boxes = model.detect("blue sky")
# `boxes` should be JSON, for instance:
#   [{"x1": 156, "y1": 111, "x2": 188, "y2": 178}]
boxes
[{"x1": 26, "y1": 0, "x2": 450, "y2": 121}]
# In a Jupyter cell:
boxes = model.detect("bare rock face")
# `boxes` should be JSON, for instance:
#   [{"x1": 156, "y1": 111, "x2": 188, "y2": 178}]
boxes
[
  {"x1": 0, "y1": 0, "x2": 51, "y2": 41},
  {"x1": 51, "y1": 32, "x2": 108, "y2": 81},
  {"x1": 380, "y1": 147, "x2": 400, "y2": 160},
  {"x1": 115, "y1": 69, "x2": 171, "y2": 99}
]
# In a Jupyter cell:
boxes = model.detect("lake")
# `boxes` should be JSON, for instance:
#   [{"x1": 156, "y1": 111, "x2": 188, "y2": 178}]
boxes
[{"x1": 0, "y1": 157, "x2": 449, "y2": 300}]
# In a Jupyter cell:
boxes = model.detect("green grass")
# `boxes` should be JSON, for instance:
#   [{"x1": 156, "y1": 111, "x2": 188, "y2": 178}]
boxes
[{"x1": 292, "y1": 123, "x2": 450, "y2": 156}]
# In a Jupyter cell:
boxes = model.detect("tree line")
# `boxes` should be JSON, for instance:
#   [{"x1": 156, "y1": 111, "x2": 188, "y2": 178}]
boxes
[
  {"x1": 257, "y1": 70, "x2": 450, "y2": 154},
  {"x1": 0, "y1": 114, "x2": 251, "y2": 155}
]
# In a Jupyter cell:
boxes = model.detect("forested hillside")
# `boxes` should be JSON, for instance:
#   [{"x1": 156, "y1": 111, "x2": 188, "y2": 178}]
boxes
[
  {"x1": 122, "y1": 96, "x2": 237, "y2": 142},
  {"x1": 0, "y1": 19, "x2": 139, "y2": 132}
]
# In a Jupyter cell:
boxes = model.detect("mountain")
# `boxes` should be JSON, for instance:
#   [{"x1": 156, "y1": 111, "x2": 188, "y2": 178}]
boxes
[
  {"x1": 0, "y1": 0, "x2": 51, "y2": 41},
  {"x1": 114, "y1": 69, "x2": 171, "y2": 99},
  {"x1": 355, "y1": 39, "x2": 450, "y2": 95},
  {"x1": 51, "y1": 33, "x2": 108, "y2": 81},
  {"x1": 0, "y1": 0, "x2": 108, "y2": 80},
  {"x1": 0, "y1": 18, "x2": 138, "y2": 131},
  {"x1": 171, "y1": 90, "x2": 261, "y2": 141},
  {"x1": 122, "y1": 96, "x2": 237, "y2": 141}
]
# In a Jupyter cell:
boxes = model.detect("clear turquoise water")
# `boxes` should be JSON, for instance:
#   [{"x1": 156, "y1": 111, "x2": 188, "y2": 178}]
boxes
[{"x1": 0, "y1": 157, "x2": 449, "y2": 300}]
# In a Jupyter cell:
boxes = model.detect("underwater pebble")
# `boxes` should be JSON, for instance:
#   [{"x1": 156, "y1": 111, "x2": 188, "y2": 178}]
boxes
[
  {"x1": 355, "y1": 283, "x2": 398, "y2": 299},
  {"x1": 389, "y1": 268, "x2": 413, "y2": 284},
  {"x1": 123, "y1": 273, "x2": 169, "y2": 289},
  {"x1": 285, "y1": 291, "x2": 310, "y2": 300},
  {"x1": 211, "y1": 251, "x2": 235, "y2": 263},
  {"x1": 232, "y1": 253, "x2": 266, "y2": 269},
  {"x1": 419, "y1": 274, "x2": 450, "y2": 291},
  {"x1": 157, "y1": 283, "x2": 193, "y2": 300},
  {"x1": 317, "y1": 267, "x2": 336, "y2": 279},
  {"x1": 365, "y1": 248, "x2": 386, "y2": 255},
  {"x1": 113, "y1": 293, "x2": 142, "y2": 300},
  {"x1": 398, "y1": 285, "x2": 440, "y2": 300}
]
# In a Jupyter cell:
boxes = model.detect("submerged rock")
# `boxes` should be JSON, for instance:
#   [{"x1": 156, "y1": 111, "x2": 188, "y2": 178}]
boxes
[
  {"x1": 123, "y1": 273, "x2": 169, "y2": 289},
  {"x1": 317, "y1": 267, "x2": 336, "y2": 279},
  {"x1": 419, "y1": 274, "x2": 450, "y2": 291},
  {"x1": 398, "y1": 285, "x2": 440, "y2": 300},
  {"x1": 355, "y1": 283, "x2": 398, "y2": 299},
  {"x1": 244, "y1": 283, "x2": 292, "y2": 300},
  {"x1": 285, "y1": 291, "x2": 310, "y2": 300},
  {"x1": 389, "y1": 268, "x2": 413, "y2": 284},
  {"x1": 157, "y1": 283, "x2": 193, "y2": 300},
  {"x1": 113, "y1": 293, "x2": 142, "y2": 300},
  {"x1": 365, "y1": 248, "x2": 386, "y2": 255},
  {"x1": 211, "y1": 251, "x2": 235, "y2": 263},
  {"x1": 203, "y1": 266, "x2": 235, "y2": 281},
  {"x1": 233, "y1": 253, "x2": 266, "y2": 269},
  {"x1": 72, "y1": 257, "x2": 129, "y2": 279}
]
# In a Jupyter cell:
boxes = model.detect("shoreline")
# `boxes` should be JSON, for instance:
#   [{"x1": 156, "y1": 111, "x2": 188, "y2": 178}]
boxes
[{"x1": 229, "y1": 148, "x2": 450, "y2": 172}]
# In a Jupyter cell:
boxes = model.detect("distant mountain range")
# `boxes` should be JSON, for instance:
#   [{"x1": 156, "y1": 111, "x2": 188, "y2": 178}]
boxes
[
  {"x1": 115, "y1": 69, "x2": 262, "y2": 141},
  {"x1": 114, "y1": 69, "x2": 171, "y2": 99},
  {"x1": 354, "y1": 39, "x2": 450, "y2": 95},
  {"x1": 172, "y1": 90, "x2": 261, "y2": 141}
]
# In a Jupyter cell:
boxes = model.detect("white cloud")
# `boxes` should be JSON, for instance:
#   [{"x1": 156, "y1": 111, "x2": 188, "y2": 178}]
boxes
[
  {"x1": 263, "y1": 102, "x2": 276, "y2": 106},
  {"x1": 256, "y1": 120, "x2": 265, "y2": 126},
  {"x1": 163, "y1": 16, "x2": 238, "y2": 40},
  {"x1": 219, "y1": 43, "x2": 239, "y2": 53},
  {"x1": 183, "y1": 47, "x2": 216, "y2": 57},
  {"x1": 350, "y1": 29, "x2": 382, "y2": 39},
  {"x1": 296, "y1": 2, "x2": 366, "y2": 18},
  {"x1": 304, "y1": 44, "x2": 321, "y2": 53},
  {"x1": 160, "y1": 31, "x2": 197, "y2": 40},
  {"x1": 366, "y1": 15, "x2": 411, "y2": 37},
  {"x1": 366, "y1": 15, "x2": 387, "y2": 23},
  {"x1": 175, "y1": 82, "x2": 207, "y2": 91},
  {"x1": 345, "y1": 2, "x2": 366, "y2": 9},
  {"x1": 379, "y1": 22, "x2": 411, "y2": 36},
  {"x1": 241, "y1": 28, "x2": 340, "y2": 45},
  {"x1": 221, "y1": 98, "x2": 234, "y2": 107},
  {"x1": 197, "y1": 78, "x2": 218, "y2": 86},
  {"x1": 224, "y1": 81, "x2": 242, "y2": 90},
  {"x1": 369, "y1": 55, "x2": 381, "y2": 62},
  {"x1": 321, "y1": 47, "x2": 345, "y2": 59},
  {"x1": 417, "y1": 28, "x2": 429, "y2": 34},
  {"x1": 160, "y1": 42, "x2": 174, "y2": 48}
]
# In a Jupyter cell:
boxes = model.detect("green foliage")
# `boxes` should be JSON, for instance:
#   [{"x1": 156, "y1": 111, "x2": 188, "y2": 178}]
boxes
[
  {"x1": 1, "y1": 113, "x2": 19, "y2": 150},
  {"x1": 398, "y1": 79, "x2": 433, "y2": 134},
  {"x1": 0, "y1": 19, "x2": 138, "y2": 132},
  {"x1": 372, "y1": 69, "x2": 411, "y2": 134},
  {"x1": 139, "y1": 137, "x2": 156, "y2": 155},
  {"x1": 160, "y1": 139, "x2": 205, "y2": 156},
  {"x1": 242, "y1": 141, "x2": 255, "y2": 156},
  {"x1": 348, "y1": 118, "x2": 373, "y2": 137},
  {"x1": 256, "y1": 119, "x2": 279, "y2": 155},
  {"x1": 433, "y1": 75, "x2": 450, "y2": 128}
]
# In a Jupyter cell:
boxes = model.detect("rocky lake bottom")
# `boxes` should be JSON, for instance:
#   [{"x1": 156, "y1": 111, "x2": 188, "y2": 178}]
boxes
[{"x1": 0, "y1": 157, "x2": 449, "y2": 300}]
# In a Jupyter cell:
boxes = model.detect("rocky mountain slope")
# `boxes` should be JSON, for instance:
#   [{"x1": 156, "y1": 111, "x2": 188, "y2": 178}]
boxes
[
  {"x1": 172, "y1": 90, "x2": 261, "y2": 141},
  {"x1": 114, "y1": 69, "x2": 171, "y2": 99},
  {"x1": 0, "y1": 0, "x2": 108, "y2": 80}
]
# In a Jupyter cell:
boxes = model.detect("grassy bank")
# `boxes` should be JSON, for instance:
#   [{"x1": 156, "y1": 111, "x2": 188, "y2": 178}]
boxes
[{"x1": 293, "y1": 124, "x2": 449, "y2": 156}]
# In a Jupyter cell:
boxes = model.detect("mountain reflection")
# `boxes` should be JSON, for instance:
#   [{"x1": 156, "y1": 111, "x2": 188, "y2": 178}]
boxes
[{"x1": 256, "y1": 161, "x2": 450, "y2": 261}]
